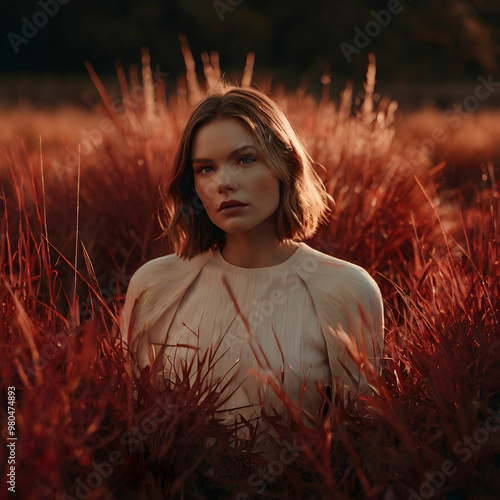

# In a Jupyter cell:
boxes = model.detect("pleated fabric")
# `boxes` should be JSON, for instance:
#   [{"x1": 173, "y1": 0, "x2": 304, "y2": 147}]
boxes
[{"x1": 122, "y1": 242, "x2": 384, "y2": 425}]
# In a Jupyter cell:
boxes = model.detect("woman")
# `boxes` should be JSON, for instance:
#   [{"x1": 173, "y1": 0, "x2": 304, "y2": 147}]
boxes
[{"x1": 121, "y1": 86, "x2": 384, "y2": 429}]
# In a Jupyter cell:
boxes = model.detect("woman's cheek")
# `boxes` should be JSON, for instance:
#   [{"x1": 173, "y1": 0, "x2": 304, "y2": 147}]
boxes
[
  {"x1": 204, "y1": 180, "x2": 218, "y2": 201},
  {"x1": 195, "y1": 181, "x2": 215, "y2": 207},
  {"x1": 254, "y1": 172, "x2": 280, "y2": 199}
]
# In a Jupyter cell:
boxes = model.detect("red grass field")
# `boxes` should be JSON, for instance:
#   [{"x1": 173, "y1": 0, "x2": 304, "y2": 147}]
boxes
[{"x1": 1, "y1": 48, "x2": 499, "y2": 499}]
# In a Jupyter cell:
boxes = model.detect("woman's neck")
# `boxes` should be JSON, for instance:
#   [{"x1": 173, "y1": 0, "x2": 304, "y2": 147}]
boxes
[{"x1": 221, "y1": 235, "x2": 299, "y2": 269}]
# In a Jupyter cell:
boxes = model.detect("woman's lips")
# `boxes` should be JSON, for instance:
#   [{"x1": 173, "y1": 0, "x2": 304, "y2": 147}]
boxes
[{"x1": 219, "y1": 204, "x2": 248, "y2": 213}]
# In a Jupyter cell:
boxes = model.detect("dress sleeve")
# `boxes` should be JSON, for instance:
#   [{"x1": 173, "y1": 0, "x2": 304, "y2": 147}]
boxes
[
  {"x1": 329, "y1": 266, "x2": 384, "y2": 391},
  {"x1": 297, "y1": 249, "x2": 384, "y2": 394},
  {"x1": 120, "y1": 251, "x2": 213, "y2": 370}
]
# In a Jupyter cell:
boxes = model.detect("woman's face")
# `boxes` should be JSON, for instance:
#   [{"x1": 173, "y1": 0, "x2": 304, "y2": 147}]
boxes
[{"x1": 191, "y1": 118, "x2": 280, "y2": 238}]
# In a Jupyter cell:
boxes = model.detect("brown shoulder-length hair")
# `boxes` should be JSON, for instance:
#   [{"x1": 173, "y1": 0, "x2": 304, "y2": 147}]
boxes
[{"x1": 160, "y1": 86, "x2": 334, "y2": 259}]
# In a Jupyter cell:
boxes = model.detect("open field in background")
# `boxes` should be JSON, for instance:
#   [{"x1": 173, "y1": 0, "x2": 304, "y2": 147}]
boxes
[
  {"x1": 1, "y1": 51, "x2": 499, "y2": 499},
  {"x1": 3, "y1": 74, "x2": 500, "y2": 111}
]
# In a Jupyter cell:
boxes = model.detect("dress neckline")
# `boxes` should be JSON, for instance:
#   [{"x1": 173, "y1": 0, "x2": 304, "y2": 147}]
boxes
[{"x1": 213, "y1": 242, "x2": 305, "y2": 272}]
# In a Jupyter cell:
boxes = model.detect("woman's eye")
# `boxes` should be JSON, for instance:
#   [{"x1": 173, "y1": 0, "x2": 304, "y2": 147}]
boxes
[
  {"x1": 238, "y1": 156, "x2": 255, "y2": 165},
  {"x1": 198, "y1": 166, "x2": 214, "y2": 174}
]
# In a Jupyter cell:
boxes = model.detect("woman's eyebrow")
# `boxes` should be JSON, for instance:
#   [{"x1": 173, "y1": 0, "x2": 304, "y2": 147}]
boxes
[{"x1": 192, "y1": 145, "x2": 256, "y2": 164}]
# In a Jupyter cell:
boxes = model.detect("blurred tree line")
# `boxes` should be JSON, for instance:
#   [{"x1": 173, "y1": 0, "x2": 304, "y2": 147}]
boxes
[{"x1": 0, "y1": 0, "x2": 499, "y2": 87}]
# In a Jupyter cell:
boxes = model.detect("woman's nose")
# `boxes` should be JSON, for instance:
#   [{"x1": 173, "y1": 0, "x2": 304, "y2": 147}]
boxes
[{"x1": 215, "y1": 166, "x2": 238, "y2": 193}]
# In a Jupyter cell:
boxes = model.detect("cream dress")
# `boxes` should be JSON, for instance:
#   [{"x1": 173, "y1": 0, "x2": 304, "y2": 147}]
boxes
[{"x1": 121, "y1": 242, "x2": 384, "y2": 427}]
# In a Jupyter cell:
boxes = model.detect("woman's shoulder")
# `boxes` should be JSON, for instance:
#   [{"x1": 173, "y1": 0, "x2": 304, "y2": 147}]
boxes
[
  {"x1": 121, "y1": 250, "x2": 215, "y2": 341},
  {"x1": 129, "y1": 253, "x2": 186, "y2": 283},
  {"x1": 296, "y1": 243, "x2": 384, "y2": 366},
  {"x1": 124, "y1": 250, "x2": 215, "y2": 311},
  {"x1": 296, "y1": 242, "x2": 382, "y2": 308}
]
